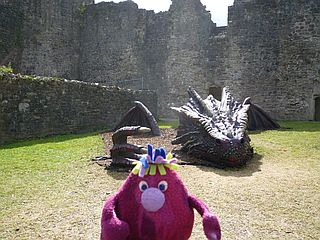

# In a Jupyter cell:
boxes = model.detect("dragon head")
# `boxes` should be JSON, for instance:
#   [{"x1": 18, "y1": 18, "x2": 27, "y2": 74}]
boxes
[{"x1": 172, "y1": 87, "x2": 253, "y2": 167}]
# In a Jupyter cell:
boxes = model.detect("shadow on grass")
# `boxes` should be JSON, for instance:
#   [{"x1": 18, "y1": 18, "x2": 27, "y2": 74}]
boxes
[
  {"x1": 98, "y1": 159, "x2": 133, "y2": 180},
  {"x1": 195, "y1": 153, "x2": 263, "y2": 177},
  {"x1": 100, "y1": 152, "x2": 263, "y2": 180},
  {"x1": 106, "y1": 168, "x2": 130, "y2": 180},
  {"x1": 0, "y1": 130, "x2": 105, "y2": 150}
]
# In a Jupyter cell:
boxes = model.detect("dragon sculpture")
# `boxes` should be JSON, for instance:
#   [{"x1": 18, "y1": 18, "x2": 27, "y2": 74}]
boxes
[
  {"x1": 171, "y1": 87, "x2": 253, "y2": 167},
  {"x1": 110, "y1": 126, "x2": 150, "y2": 165},
  {"x1": 107, "y1": 101, "x2": 161, "y2": 166}
]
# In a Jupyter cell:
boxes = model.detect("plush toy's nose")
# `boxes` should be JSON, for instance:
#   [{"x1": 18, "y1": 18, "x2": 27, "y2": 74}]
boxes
[{"x1": 141, "y1": 188, "x2": 165, "y2": 212}]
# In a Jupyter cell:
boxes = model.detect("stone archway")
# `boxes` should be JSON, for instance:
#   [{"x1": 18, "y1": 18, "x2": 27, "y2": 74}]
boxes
[{"x1": 315, "y1": 96, "x2": 320, "y2": 121}]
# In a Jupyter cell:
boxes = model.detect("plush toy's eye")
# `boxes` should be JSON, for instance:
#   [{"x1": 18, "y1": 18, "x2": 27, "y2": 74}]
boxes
[
  {"x1": 139, "y1": 181, "x2": 149, "y2": 192},
  {"x1": 158, "y1": 181, "x2": 168, "y2": 192}
]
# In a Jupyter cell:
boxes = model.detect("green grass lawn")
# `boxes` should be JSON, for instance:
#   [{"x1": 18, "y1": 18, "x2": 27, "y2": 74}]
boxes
[
  {"x1": 157, "y1": 119, "x2": 179, "y2": 129},
  {"x1": 0, "y1": 121, "x2": 319, "y2": 239}
]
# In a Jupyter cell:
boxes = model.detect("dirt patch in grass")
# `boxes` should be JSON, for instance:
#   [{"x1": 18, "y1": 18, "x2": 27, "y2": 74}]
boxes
[
  {"x1": 1, "y1": 126, "x2": 320, "y2": 239},
  {"x1": 101, "y1": 128, "x2": 237, "y2": 168},
  {"x1": 99, "y1": 128, "x2": 319, "y2": 239},
  {"x1": 102, "y1": 128, "x2": 177, "y2": 154}
]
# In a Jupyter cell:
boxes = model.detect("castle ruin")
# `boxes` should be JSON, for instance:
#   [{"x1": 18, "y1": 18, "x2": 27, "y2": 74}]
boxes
[{"x1": 1, "y1": 0, "x2": 320, "y2": 120}]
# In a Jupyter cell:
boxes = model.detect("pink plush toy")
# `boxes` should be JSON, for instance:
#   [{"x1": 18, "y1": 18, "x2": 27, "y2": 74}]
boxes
[{"x1": 101, "y1": 144, "x2": 221, "y2": 240}]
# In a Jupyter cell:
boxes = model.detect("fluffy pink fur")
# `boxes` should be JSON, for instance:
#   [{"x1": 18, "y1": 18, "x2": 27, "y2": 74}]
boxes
[{"x1": 101, "y1": 169, "x2": 221, "y2": 240}]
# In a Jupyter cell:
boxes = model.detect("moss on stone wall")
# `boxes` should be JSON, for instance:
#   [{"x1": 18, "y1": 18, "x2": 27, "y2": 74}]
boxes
[{"x1": 0, "y1": 64, "x2": 13, "y2": 73}]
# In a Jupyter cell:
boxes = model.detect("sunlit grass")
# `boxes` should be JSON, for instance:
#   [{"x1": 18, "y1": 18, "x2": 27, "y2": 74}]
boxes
[
  {"x1": 158, "y1": 119, "x2": 179, "y2": 129},
  {"x1": 250, "y1": 121, "x2": 320, "y2": 169},
  {"x1": 0, "y1": 132, "x2": 105, "y2": 238},
  {"x1": 0, "y1": 121, "x2": 319, "y2": 239}
]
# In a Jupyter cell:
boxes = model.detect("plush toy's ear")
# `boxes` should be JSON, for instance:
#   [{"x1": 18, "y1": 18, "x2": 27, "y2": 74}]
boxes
[
  {"x1": 140, "y1": 155, "x2": 149, "y2": 169},
  {"x1": 159, "y1": 147, "x2": 166, "y2": 159},
  {"x1": 147, "y1": 144, "x2": 153, "y2": 158},
  {"x1": 154, "y1": 148, "x2": 161, "y2": 160}
]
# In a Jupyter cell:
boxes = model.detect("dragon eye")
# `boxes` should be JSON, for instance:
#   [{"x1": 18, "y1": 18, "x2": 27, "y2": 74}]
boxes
[
  {"x1": 158, "y1": 181, "x2": 168, "y2": 192},
  {"x1": 139, "y1": 181, "x2": 148, "y2": 192},
  {"x1": 240, "y1": 138, "x2": 245, "y2": 144}
]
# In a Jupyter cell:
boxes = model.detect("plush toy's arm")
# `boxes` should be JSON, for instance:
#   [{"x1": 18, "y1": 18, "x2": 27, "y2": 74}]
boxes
[
  {"x1": 101, "y1": 194, "x2": 130, "y2": 240},
  {"x1": 188, "y1": 195, "x2": 221, "y2": 240}
]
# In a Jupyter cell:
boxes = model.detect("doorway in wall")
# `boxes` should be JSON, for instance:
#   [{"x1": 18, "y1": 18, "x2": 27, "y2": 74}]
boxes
[
  {"x1": 209, "y1": 86, "x2": 222, "y2": 101},
  {"x1": 315, "y1": 96, "x2": 320, "y2": 121}
]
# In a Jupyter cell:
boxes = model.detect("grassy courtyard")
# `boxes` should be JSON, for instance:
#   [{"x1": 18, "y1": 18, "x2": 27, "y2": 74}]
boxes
[{"x1": 0, "y1": 121, "x2": 319, "y2": 239}]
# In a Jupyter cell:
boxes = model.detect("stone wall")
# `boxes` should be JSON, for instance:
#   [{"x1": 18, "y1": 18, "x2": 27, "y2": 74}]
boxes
[
  {"x1": 223, "y1": 0, "x2": 320, "y2": 120},
  {"x1": 0, "y1": 1, "x2": 23, "y2": 70},
  {"x1": 0, "y1": 72, "x2": 157, "y2": 144},
  {"x1": 79, "y1": 1, "x2": 170, "y2": 116},
  {"x1": 79, "y1": 0, "x2": 216, "y2": 117},
  {"x1": 10, "y1": 0, "x2": 93, "y2": 79},
  {"x1": 164, "y1": 0, "x2": 216, "y2": 116},
  {"x1": 1, "y1": 0, "x2": 320, "y2": 120},
  {"x1": 80, "y1": 1, "x2": 148, "y2": 85}
]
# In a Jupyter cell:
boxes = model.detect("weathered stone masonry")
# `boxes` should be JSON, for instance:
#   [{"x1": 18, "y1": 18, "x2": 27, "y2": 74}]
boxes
[
  {"x1": 1, "y1": 0, "x2": 320, "y2": 120},
  {"x1": 0, "y1": 73, "x2": 157, "y2": 144},
  {"x1": 79, "y1": 0, "x2": 216, "y2": 117},
  {"x1": 222, "y1": 0, "x2": 320, "y2": 121}
]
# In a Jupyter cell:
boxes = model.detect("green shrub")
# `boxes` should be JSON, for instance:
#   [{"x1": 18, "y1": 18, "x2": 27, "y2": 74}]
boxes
[{"x1": 0, "y1": 64, "x2": 13, "y2": 73}]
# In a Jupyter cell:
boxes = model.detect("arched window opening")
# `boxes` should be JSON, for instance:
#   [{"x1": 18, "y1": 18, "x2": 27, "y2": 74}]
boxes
[{"x1": 209, "y1": 86, "x2": 222, "y2": 101}]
